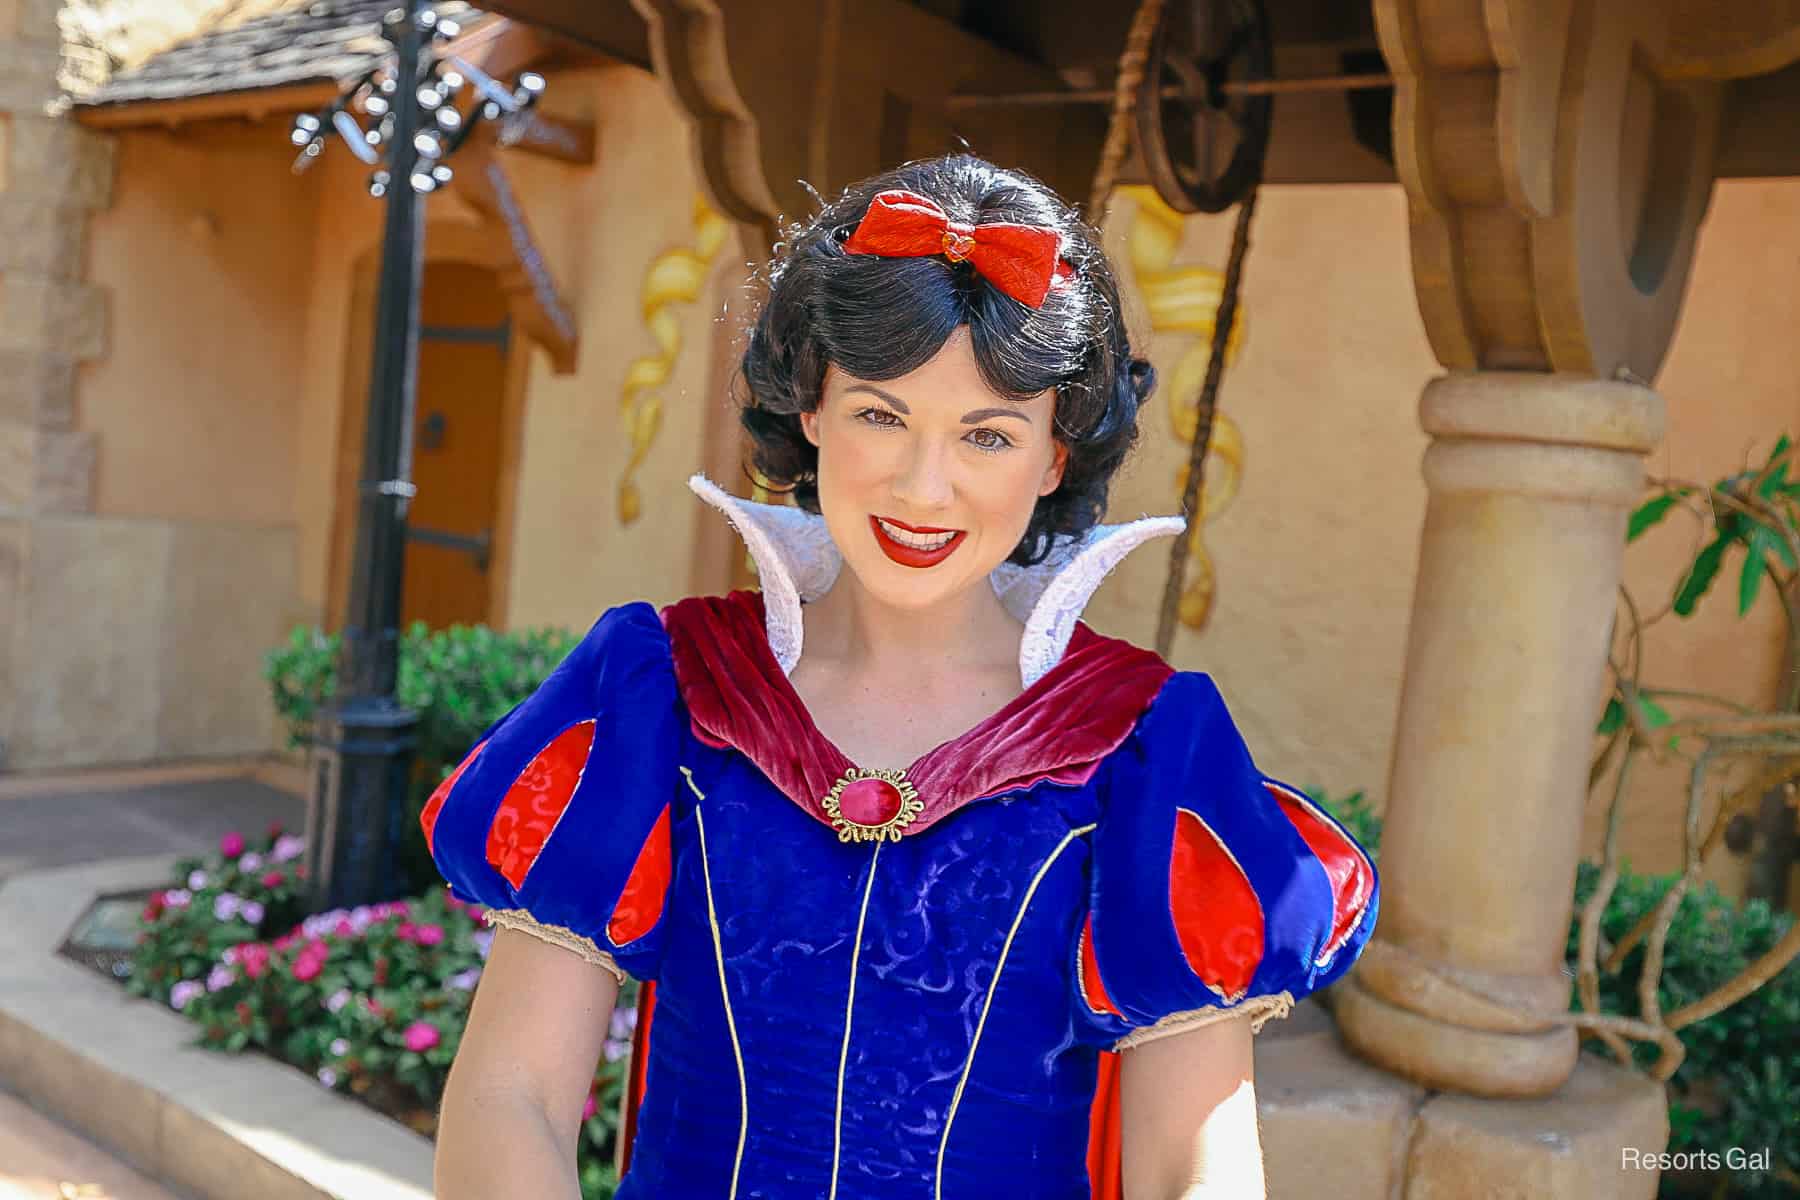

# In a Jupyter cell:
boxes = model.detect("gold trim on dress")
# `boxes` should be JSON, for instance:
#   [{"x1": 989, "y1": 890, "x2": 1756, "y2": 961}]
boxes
[
  {"x1": 693, "y1": 794, "x2": 749, "y2": 1200},
  {"x1": 1111, "y1": 991, "x2": 1295, "y2": 1050},
  {"x1": 828, "y1": 842, "x2": 884, "y2": 1200},
  {"x1": 481, "y1": 908, "x2": 626, "y2": 986},
  {"x1": 821, "y1": 766, "x2": 925, "y2": 843},
  {"x1": 934, "y1": 823, "x2": 1097, "y2": 1200}
]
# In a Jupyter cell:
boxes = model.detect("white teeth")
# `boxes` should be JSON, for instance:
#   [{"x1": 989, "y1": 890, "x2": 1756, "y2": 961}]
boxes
[{"x1": 876, "y1": 518, "x2": 957, "y2": 551}]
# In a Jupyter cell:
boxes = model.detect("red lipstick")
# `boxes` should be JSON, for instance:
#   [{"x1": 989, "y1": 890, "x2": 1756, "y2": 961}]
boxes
[{"x1": 870, "y1": 515, "x2": 966, "y2": 568}]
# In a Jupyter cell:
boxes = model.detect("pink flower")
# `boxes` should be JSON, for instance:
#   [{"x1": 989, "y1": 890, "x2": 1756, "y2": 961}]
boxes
[
  {"x1": 403, "y1": 1021, "x2": 440, "y2": 1053},
  {"x1": 395, "y1": 921, "x2": 417, "y2": 943},
  {"x1": 273, "y1": 932, "x2": 298, "y2": 952},
  {"x1": 414, "y1": 924, "x2": 445, "y2": 948},
  {"x1": 261, "y1": 870, "x2": 286, "y2": 889},
  {"x1": 239, "y1": 943, "x2": 271, "y2": 980},
  {"x1": 292, "y1": 952, "x2": 324, "y2": 983},
  {"x1": 220, "y1": 832, "x2": 246, "y2": 858},
  {"x1": 581, "y1": 1094, "x2": 598, "y2": 1122},
  {"x1": 334, "y1": 918, "x2": 355, "y2": 939}
]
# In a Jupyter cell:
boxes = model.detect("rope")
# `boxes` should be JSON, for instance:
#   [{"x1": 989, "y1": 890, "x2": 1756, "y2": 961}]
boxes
[
  {"x1": 1086, "y1": 0, "x2": 1166, "y2": 219},
  {"x1": 1155, "y1": 183, "x2": 1258, "y2": 657}
]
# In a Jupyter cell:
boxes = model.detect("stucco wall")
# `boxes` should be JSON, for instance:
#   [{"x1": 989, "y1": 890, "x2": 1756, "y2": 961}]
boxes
[
  {"x1": 498, "y1": 65, "x2": 737, "y2": 629},
  {"x1": 82, "y1": 122, "x2": 317, "y2": 528}
]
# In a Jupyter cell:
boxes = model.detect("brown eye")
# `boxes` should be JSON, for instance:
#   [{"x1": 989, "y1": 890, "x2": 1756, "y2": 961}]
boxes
[
  {"x1": 855, "y1": 407, "x2": 902, "y2": 427},
  {"x1": 967, "y1": 428, "x2": 1015, "y2": 453}
]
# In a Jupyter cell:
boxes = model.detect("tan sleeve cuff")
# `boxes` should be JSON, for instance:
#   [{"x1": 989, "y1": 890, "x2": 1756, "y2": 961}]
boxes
[
  {"x1": 482, "y1": 907, "x2": 627, "y2": 985},
  {"x1": 1111, "y1": 991, "x2": 1295, "y2": 1050}
]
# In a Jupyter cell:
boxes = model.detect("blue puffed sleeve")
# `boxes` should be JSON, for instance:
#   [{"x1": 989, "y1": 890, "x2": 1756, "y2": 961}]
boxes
[
  {"x1": 420, "y1": 601, "x2": 683, "y2": 983},
  {"x1": 1075, "y1": 671, "x2": 1379, "y2": 1046}
]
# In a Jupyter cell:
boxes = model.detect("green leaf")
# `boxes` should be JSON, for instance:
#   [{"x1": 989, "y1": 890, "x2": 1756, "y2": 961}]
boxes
[
  {"x1": 1627, "y1": 491, "x2": 1686, "y2": 542},
  {"x1": 1630, "y1": 692, "x2": 1672, "y2": 730},
  {"x1": 1757, "y1": 435, "x2": 1792, "y2": 499},
  {"x1": 1597, "y1": 698, "x2": 1625, "y2": 735},
  {"x1": 1673, "y1": 534, "x2": 1731, "y2": 616},
  {"x1": 1739, "y1": 526, "x2": 1773, "y2": 615}
]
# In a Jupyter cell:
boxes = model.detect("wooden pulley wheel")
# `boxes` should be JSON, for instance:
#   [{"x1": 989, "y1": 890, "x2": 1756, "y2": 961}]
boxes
[{"x1": 1135, "y1": 0, "x2": 1273, "y2": 214}]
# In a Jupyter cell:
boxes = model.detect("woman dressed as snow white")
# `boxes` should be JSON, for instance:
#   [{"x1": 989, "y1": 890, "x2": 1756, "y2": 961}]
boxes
[{"x1": 427, "y1": 154, "x2": 1378, "y2": 1199}]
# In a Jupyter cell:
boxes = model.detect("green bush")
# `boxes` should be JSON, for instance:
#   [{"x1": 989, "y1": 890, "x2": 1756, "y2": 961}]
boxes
[
  {"x1": 1311, "y1": 789, "x2": 1798, "y2": 1198},
  {"x1": 265, "y1": 622, "x2": 580, "y2": 892},
  {"x1": 1568, "y1": 863, "x2": 1799, "y2": 1199}
]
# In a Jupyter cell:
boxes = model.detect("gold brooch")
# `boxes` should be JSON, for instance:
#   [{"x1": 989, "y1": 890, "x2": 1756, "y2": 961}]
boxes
[{"x1": 821, "y1": 767, "x2": 923, "y2": 843}]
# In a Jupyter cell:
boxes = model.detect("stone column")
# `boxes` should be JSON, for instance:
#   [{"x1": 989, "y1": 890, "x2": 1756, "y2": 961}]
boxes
[
  {"x1": 0, "y1": 0, "x2": 114, "y2": 766},
  {"x1": 1342, "y1": 0, "x2": 1725, "y2": 1101},
  {"x1": 1334, "y1": 372, "x2": 1662, "y2": 1095}
]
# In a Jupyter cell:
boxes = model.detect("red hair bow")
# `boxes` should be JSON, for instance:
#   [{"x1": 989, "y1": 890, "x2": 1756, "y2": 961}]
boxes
[{"x1": 843, "y1": 189, "x2": 1069, "y2": 308}]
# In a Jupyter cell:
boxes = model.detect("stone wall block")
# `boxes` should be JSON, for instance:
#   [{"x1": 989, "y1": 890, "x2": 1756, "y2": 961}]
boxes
[
  {"x1": 0, "y1": 43, "x2": 63, "y2": 113},
  {"x1": 0, "y1": 195, "x2": 84, "y2": 277},
  {"x1": 1404, "y1": 1055, "x2": 1669, "y2": 1200},
  {"x1": 0, "y1": 419, "x2": 31, "y2": 508},
  {"x1": 33, "y1": 427, "x2": 95, "y2": 512},
  {"x1": 0, "y1": 517, "x2": 24, "y2": 765},
  {"x1": 0, "y1": 276, "x2": 107, "y2": 360},
  {"x1": 154, "y1": 520, "x2": 297, "y2": 758},
  {"x1": 17, "y1": 0, "x2": 66, "y2": 45},
  {"x1": 3, "y1": 113, "x2": 115, "y2": 208},
  {"x1": 8, "y1": 515, "x2": 170, "y2": 766},
  {"x1": 0, "y1": 423, "x2": 95, "y2": 512},
  {"x1": 0, "y1": 348, "x2": 72, "y2": 427},
  {"x1": 1258, "y1": 1029, "x2": 1426, "y2": 1200}
]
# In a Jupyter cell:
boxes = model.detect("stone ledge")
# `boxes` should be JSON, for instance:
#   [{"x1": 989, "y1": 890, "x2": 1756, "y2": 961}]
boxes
[{"x1": 0, "y1": 855, "x2": 434, "y2": 1200}]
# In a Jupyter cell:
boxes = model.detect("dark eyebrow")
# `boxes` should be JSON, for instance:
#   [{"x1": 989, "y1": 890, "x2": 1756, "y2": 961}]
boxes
[
  {"x1": 844, "y1": 383, "x2": 910, "y2": 413},
  {"x1": 843, "y1": 383, "x2": 1032, "y2": 425},
  {"x1": 960, "y1": 406, "x2": 1032, "y2": 425}
]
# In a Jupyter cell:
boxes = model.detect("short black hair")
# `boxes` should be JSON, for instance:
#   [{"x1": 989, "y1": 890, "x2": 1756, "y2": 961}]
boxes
[{"x1": 736, "y1": 153, "x2": 1155, "y2": 566}]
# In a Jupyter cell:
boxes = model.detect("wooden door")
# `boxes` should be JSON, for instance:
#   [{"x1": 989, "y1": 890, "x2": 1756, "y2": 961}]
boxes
[{"x1": 401, "y1": 262, "x2": 509, "y2": 630}]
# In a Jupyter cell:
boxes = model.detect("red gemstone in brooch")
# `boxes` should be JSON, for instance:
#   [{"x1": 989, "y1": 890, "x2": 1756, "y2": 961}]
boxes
[{"x1": 821, "y1": 767, "x2": 924, "y2": 843}]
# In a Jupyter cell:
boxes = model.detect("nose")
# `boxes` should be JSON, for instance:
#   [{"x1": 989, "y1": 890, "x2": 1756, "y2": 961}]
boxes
[{"x1": 888, "y1": 433, "x2": 955, "y2": 514}]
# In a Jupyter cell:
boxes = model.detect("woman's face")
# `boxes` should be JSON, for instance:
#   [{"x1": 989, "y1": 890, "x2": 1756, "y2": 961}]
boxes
[{"x1": 800, "y1": 326, "x2": 1068, "y2": 612}]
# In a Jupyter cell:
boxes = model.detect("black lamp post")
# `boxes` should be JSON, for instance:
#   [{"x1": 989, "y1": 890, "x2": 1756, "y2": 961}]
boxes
[{"x1": 295, "y1": 1, "x2": 545, "y2": 913}]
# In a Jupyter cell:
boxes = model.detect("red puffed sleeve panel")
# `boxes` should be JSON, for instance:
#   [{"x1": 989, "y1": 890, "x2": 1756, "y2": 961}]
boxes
[
  {"x1": 423, "y1": 602, "x2": 684, "y2": 981},
  {"x1": 1077, "y1": 671, "x2": 1379, "y2": 1047}
]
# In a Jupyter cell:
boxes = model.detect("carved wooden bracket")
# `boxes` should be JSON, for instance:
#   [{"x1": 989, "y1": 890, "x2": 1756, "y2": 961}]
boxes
[
  {"x1": 1376, "y1": 0, "x2": 1723, "y2": 379},
  {"x1": 1666, "y1": 0, "x2": 1800, "y2": 80}
]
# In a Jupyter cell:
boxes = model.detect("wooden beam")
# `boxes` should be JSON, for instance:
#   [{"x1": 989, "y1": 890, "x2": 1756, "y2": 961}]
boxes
[
  {"x1": 483, "y1": 109, "x2": 596, "y2": 165},
  {"x1": 457, "y1": 146, "x2": 580, "y2": 374},
  {"x1": 1666, "y1": 0, "x2": 1800, "y2": 80},
  {"x1": 71, "y1": 80, "x2": 343, "y2": 129}
]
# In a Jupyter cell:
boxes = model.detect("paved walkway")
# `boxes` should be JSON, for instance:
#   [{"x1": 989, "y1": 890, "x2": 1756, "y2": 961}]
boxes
[
  {"x1": 0, "y1": 1089, "x2": 190, "y2": 1200},
  {"x1": 0, "y1": 769, "x2": 304, "y2": 884}
]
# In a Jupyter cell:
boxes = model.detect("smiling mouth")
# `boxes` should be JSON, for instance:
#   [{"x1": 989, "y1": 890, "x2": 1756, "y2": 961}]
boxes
[{"x1": 870, "y1": 516, "x2": 966, "y2": 566}]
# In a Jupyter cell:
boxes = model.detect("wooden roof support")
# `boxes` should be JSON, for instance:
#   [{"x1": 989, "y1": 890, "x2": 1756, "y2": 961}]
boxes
[
  {"x1": 1374, "y1": 0, "x2": 1721, "y2": 380},
  {"x1": 630, "y1": 0, "x2": 1087, "y2": 252},
  {"x1": 1666, "y1": 0, "x2": 1800, "y2": 80},
  {"x1": 458, "y1": 145, "x2": 580, "y2": 374}
]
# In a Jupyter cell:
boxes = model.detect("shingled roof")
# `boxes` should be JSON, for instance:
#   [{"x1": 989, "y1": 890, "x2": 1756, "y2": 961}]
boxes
[{"x1": 78, "y1": 0, "x2": 472, "y2": 110}]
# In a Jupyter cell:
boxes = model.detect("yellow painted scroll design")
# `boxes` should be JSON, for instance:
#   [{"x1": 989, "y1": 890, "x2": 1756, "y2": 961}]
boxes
[
  {"x1": 619, "y1": 195, "x2": 730, "y2": 524},
  {"x1": 1119, "y1": 184, "x2": 1246, "y2": 631}
]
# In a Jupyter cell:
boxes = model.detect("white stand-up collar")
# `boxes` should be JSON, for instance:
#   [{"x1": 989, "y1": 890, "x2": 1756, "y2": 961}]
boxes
[{"x1": 687, "y1": 473, "x2": 1186, "y2": 689}]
